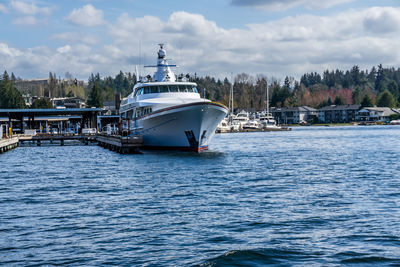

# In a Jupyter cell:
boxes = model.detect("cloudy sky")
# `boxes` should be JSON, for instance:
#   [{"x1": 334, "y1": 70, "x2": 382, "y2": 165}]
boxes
[{"x1": 0, "y1": 0, "x2": 399, "y2": 81}]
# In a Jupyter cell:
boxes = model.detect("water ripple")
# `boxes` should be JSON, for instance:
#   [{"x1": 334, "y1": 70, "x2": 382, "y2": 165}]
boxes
[{"x1": 0, "y1": 126, "x2": 399, "y2": 266}]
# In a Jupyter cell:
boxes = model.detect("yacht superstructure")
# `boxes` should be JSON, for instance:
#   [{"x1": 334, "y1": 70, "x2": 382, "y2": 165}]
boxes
[{"x1": 119, "y1": 44, "x2": 228, "y2": 151}]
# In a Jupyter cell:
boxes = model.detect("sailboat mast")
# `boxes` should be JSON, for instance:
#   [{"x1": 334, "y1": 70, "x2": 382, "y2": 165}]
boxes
[
  {"x1": 230, "y1": 74, "x2": 234, "y2": 114},
  {"x1": 266, "y1": 83, "x2": 269, "y2": 114}
]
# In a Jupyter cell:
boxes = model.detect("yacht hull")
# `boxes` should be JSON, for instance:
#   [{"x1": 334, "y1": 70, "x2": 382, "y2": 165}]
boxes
[{"x1": 136, "y1": 102, "x2": 228, "y2": 152}]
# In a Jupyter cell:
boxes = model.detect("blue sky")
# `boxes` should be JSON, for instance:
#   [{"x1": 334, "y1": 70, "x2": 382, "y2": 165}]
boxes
[{"x1": 1, "y1": 0, "x2": 400, "y2": 81}]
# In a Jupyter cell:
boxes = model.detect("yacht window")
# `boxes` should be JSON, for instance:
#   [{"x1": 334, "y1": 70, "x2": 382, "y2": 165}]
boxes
[
  {"x1": 192, "y1": 87, "x2": 198, "y2": 93},
  {"x1": 169, "y1": 85, "x2": 179, "y2": 92},
  {"x1": 149, "y1": 86, "x2": 159, "y2": 93},
  {"x1": 178, "y1": 85, "x2": 187, "y2": 92},
  {"x1": 144, "y1": 87, "x2": 151, "y2": 94},
  {"x1": 184, "y1": 85, "x2": 194, "y2": 92},
  {"x1": 159, "y1": 85, "x2": 169, "y2": 93},
  {"x1": 127, "y1": 110, "x2": 133, "y2": 119}
]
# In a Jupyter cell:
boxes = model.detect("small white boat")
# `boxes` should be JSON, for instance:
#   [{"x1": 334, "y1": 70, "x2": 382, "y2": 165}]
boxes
[
  {"x1": 232, "y1": 110, "x2": 249, "y2": 128},
  {"x1": 216, "y1": 118, "x2": 232, "y2": 133},
  {"x1": 242, "y1": 119, "x2": 260, "y2": 130},
  {"x1": 258, "y1": 112, "x2": 281, "y2": 129}
]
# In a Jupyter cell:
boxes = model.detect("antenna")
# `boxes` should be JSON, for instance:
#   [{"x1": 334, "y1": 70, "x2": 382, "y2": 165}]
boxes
[
  {"x1": 139, "y1": 40, "x2": 142, "y2": 80},
  {"x1": 135, "y1": 65, "x2": 140, "y2": 83}
]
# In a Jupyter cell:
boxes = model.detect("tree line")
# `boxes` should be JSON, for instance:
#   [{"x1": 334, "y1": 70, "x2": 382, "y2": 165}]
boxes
[{"x1": 3, "y1": 64, "x2": 400, "y2": 109}]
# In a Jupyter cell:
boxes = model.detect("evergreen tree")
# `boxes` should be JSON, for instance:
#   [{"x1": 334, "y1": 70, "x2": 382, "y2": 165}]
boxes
[
  {"x1": 377, "y1": 90, "x2": 396, "y2": 107},
  {"x1": 350, "y1": 65, "x2": 360, "y2": 86},
  {"x1": 387, "y1": 80, "x2": 399, "y2": 99},
  {"x1": 368, "y1": 66, "x2": 377, "y2": 83},
  {"x1": 334, "y1": 96, "x2": 344, "y2": 105},
  {"x1": 353, "y1": 87, "x2": 361, "y2": 104},
  {"x1": 360, "y1": 94, "x2": 373, "y2": 107},
  {"x1": 0, "y1": 71, "x2": 26, "y2": 109},
  {"x1": 88, "y1": 81, "x2": 103, "y2": 108},
  {"x1": 375, "y1": 64, "x2": 386, "y2": 91},
  {"x1": 31, "y1": 98, "x2": 54, "y2": 109},
  {"x1": 11, "y1": 72, "x2": 16, "y2": 83},
  {"x1": 284, "y1": 76, "x2": 291, "y2": 90}
]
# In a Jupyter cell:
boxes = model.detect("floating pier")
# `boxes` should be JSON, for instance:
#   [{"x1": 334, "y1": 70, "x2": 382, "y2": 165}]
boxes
[
  {"x1": 96, "y1": 134, "x2": 143, "y2": 154},
  {"x1": 18, "y1": 134, "x2": 97, "y2": 146},
  {"x1": 0, "y1": 137, "x2": 19, "y2": 153},
  {"x1": 18, "y1": 133, "x2": 143, "y2": 153}
]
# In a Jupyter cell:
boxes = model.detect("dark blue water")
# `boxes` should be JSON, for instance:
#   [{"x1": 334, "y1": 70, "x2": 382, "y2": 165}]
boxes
[{"x1": 1, "y1": 126, "x2": 400, "y2": 266}]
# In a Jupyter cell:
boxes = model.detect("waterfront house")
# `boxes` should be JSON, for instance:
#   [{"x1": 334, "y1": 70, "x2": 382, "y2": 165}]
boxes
[
  {"x1": 356, "y1": 107, "x2": 400, "y2": 122},
  {"x1": 318, "y1": 104, "x2": 360, "y2": 123},
  {"x1": 271, "y1": 106, "x2": 317, "y2": 124}
]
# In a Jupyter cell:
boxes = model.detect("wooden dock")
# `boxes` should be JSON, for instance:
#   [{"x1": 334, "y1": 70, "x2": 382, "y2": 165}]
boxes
[
  {"x1": 0, "y1": 137, "x2": 19, "y2": 153},
  {"x1": 17, "y1": 133, "x2": 143, "y2": 153},
  {"x1": 96, "y1": 134, "x2": 143, "y2": 154},
  {"x1": 18, "y1": 134, "x2": 97, "y2": 146}
]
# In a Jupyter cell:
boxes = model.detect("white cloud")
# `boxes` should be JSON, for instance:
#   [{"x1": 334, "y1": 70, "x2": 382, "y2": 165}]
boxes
[
  {"x1": 0, "y1": 43, "x2": 22, "y2": 57},
  {"x1": 363, "y1": 7, "x2": 400, "y2": 34},
  {"x1": 231, "y1": 0, "x2": 355, "y2": 11},
  {"x1": 66, "y1": 4, "x2": 105, "y2": 27},
  {"x1": 9, "y1": 1, "x2": 52, "y2": 26},
  {"x1": 231, "y1": 0, "x2": 356, "y2": 11},
  {"x1": 57, "y1": 45, "x2": 71, "y2": 54},
  {"x1": 10, "y1": 0, "x2": 51, "y2": 15},
  {"x1": 3, "y1": 7, "x2": 400, "y2": 81}
]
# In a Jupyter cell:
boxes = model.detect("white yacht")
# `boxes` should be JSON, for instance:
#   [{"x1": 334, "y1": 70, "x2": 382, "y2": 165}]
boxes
[
  {"x1": 232, "y1": 110, "x2": 249, "y2": 128},
  {"x1": 258, "y1": 111, "x2": 279, "y2": 129},
  {"x1": 119, "y1": 44, "x2": 228, "y2": 152},
  {"x1": 216, "y1": 118, "x2": 232, "y2": 133}
]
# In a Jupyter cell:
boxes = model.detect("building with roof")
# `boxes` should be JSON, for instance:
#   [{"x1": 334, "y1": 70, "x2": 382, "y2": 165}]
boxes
[
  {"x1": 271, "y1": 106, "x2": 318, "y2": 124},
  {"x1": 0, "y1": 108, "x2": 101, "y2": 134},
  {"x1": 356, "y1": 107, "x2": 400, "y2": 122},
  {"x1": 317, "y1": 104, "x2": 360, "y2": 123},
  {"x1": 51, "y1": 97, "x2": 87, "y2": 109}
]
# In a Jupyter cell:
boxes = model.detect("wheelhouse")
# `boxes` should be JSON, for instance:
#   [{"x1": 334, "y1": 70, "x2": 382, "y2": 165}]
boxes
[{"x1": 133, "y1": 83, "x2": 198, "y2": 97}]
